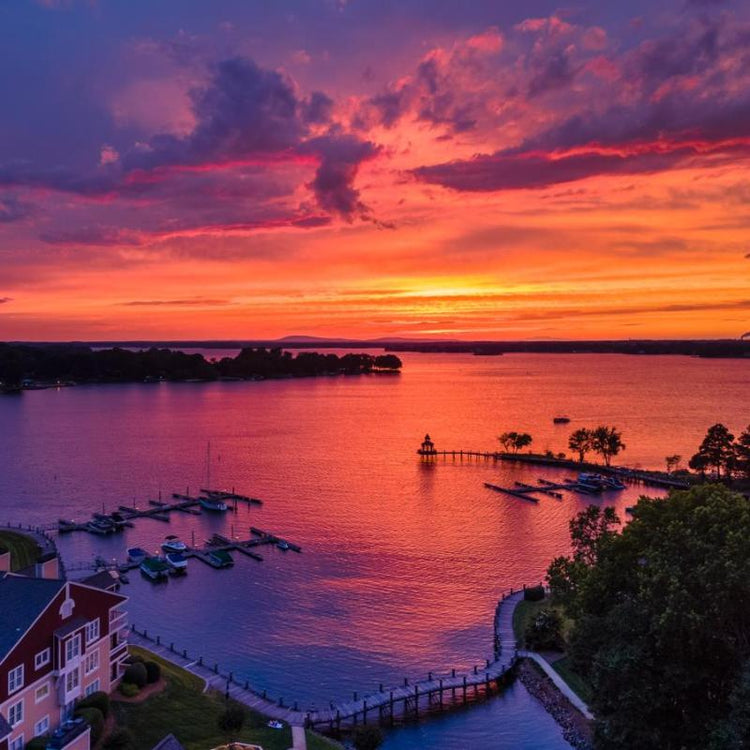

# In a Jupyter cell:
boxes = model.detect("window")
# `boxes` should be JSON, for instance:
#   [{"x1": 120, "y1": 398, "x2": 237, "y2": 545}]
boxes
[
  {"x1": 65, "y1": 669, "x2": 79, "y2": 693},
  {"x1": 85, "y1": 619, "x2": 100, "y2": 644},
  {"x1": 84, "y1": 679, "x2": 100, "y2": 697},
  {"x1": 10, "y1": 736, "x2": 24, "y2": 750},
  {"x1": 65, "y1": 634, "x2": 80, "y2": 662},
  {"x1": 34, "y1": 716, "x2": 49, "y2": 737},
  {"x1": 8, "y1": 664, "x2": 24, "y2": 694},
  {"x1": 35, "y1": 647, "x2": 51, "y2": 670},
  {"x1": 35, "y1": 682, "x2": 50, "y2": 703},
  {"x1": 8, "y1": 699, "x2": 23, "y2": 726},
  {"x1": 84, "y1": 650, "x2": 99, "y2": 675}
]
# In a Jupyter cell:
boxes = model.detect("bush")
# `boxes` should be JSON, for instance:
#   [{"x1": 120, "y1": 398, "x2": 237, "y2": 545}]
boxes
[
  {"x1": 103, "y1": 727, "x2": 135, "y2": 750},
  {"x1": 118, "y1": 681, "x2": 140, "y2": 698},
  {"x1": 74, "y1": 707, "x2": 105, "y2": 745},
  {"x1": 525, "y1": 608, "x2": 564, "y2": 651},
  {"x1": 125, "y1": 652, "x2": 144, "y2": 664},
  {"x1": 353, "y1": 725, "x2": 383, "y2": 750},
  {"x1": 123, "y1": 661, "x2": 148, "y2": 688},
  {"x1": 524, "y1": 584, "x2": 545, "y2": 602},
  {"x1": 144, "y1": 660, "x2": 161, "y2": 684},
  {"x1": 217, "y1": 705, "x2": 246, "y2": 733},
  {"x1": 25, "y1": 737, "x2": 48, "y2": 750},
  {"x1": 76, "y1": 690, "x2": 110, "y2": 718}
]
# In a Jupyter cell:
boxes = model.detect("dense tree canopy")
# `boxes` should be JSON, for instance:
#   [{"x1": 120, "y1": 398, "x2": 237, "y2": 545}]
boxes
[{"x1": 548, "y1": 485, "x2": 750, "y2": 749}]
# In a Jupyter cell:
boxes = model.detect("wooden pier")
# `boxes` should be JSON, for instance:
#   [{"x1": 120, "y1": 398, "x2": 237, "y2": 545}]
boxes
[
  {"x1": 128, "y1": 588, "x2": 526, "y2": 733},
  {"x1": 57, "y1": 487, "x2": 264, "y2": 536}
]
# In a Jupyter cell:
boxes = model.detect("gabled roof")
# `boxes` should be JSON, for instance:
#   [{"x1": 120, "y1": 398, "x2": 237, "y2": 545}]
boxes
[
  {"x1": 78, "y1": 570, "x2": 120, "y2": 592},
  {"x1": 0, "y1": 572, "x2": 66, "y2": 662}
]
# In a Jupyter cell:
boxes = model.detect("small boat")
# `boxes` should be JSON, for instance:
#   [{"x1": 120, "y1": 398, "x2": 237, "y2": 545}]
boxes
[
  {"x1": 127, "y1": 547, "x2": 148, "y2": 563},
  {"x1": 165, "y1": 552, "x2": 188, "y2": 574},
  {"x1": 140, "y1": 556, "x2": 169, "y2": 581},
  {"x1": 277, "y1": 540, "x2": 290, "y2": 551},
  {"x1": 86, "y1": 519, "x2": 115, "y2": 535},
  {"x1": 553, "y1": 416, "x2": 571, "y2": 424},
  {"x1": 208, "y1": 549, "x2": 234, "y2": 568},
  {"x1": 161, "y1": 535, "x2": 188, "y2": 553},
  {"x1": 267, "y1": 720, "x2": 284, "y2": 730},
  {"x1": 199, "y1": 496, "x2": 228, "y2": 512}
]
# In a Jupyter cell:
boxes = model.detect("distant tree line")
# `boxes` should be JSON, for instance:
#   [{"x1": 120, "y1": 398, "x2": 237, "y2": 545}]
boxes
[
  {"x1": 0, "y1": 344, "x2": 402, "y2": 386},
  {"x1": 689, "y1": 423, "x2": 750, "y2": 480}
]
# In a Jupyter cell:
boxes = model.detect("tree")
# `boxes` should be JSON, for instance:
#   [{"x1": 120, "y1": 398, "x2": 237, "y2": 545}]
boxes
[
  {"x1": 735, "y1": 425, "x2": 750, "y2": 480},
  {"x1": 664, "y1": 454, "x2": 681, "y2": 473},
  {"x1": 353, "y1": 725, "x2": 383, "y2": 750},
  {"x1": 591, "y1": 426, "x2": 625, "y2": 466},
  {"x1": 547, "y1": 505, "x2": 619, "y2": 614},
  {"x1": 498, "y1": 431, "x2": 533, "y2": 453},
  {"x1": 560, "y1": 484, "x2": 750, "y2": 749},
  {"x1": 691, "y1": 423, "x2": 735, "y2": 479},
  {"x1": 569, "y1": 428, "x2": 593, "y2": 463},
  {"x1": 525, "y1": 608, "x2": 564, "y2": 651},
  {"x1": 217, "y1": 705, "x2": 245, "y2": 733}
]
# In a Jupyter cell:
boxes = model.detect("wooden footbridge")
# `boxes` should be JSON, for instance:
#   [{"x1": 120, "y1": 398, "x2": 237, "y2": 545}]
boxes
[{"x1": 130, "y1": 588, "x2": 525, "y2": 733}]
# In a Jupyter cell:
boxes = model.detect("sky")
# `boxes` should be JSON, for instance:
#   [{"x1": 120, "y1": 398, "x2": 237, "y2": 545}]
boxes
[{"x1": 0, "y1": 0, "x2": 749, "y2": 341}]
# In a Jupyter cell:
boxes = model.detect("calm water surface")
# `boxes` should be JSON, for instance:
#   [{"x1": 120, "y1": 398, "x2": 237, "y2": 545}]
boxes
[{"x1": 1, "y1": 352, "x2": 747, "y2": 749}]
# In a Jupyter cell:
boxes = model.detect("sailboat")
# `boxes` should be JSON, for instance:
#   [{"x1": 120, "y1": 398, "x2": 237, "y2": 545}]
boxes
[{"x1": 199, "y1": 442, "x2": 228, "y2": 512}]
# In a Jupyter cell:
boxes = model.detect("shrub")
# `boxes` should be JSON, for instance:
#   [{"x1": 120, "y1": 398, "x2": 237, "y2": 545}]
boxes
[
  {"x1": 525, "y1": 608, "x2": 564, "y2": 651},
  {"x1": 144, "y1": 660, "x2": 161, "y2": 684},
  {"x1": 74, "y1": 707, "x2": 105, "y2": 745},
  {"x1": 103, "y1": 727, "x2": 135, "y2": 750},
  {"x1": 353, "y1": 725, "x2": 383, "y2": 750},
  {"x1": 524, "y1": 584, "x2": 545, "y2": 602},
  {"x1": 125, "y1": 652, "x2": 144, "y2": 664},
  {"x1": 76, "y1": 690, "x2": 110, "y2": 718},
  {"x1": 118, "y1": 681, "x2": 140, "y2": 698},
  {"x1": 25, "y1": 737, "x2": 48, "y2": 750},
  {"x1": 217, "y1": 705, "x2": 246, "y2": 733},
  {"x1": 123, "y1": 661, "x2": 148, "y2": 688}
]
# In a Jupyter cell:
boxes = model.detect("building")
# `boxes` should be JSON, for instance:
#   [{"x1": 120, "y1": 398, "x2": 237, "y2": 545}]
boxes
[{"x1": 0, "y1": 570, "x2": 129, "y2": 750}]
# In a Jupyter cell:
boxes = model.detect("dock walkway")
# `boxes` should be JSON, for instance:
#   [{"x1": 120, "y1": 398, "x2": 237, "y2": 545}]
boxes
[{"x1": 129, "y1": 587, "x2": 525, "y2": 730}]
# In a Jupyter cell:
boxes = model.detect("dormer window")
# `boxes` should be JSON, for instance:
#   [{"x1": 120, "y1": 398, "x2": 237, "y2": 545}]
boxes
[{"x1": 60, "y1": 597, "x2": 74, "y2": 619}]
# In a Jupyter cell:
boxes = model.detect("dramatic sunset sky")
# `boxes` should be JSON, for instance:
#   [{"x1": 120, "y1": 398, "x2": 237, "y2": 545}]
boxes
[{"x1": 0, "y1": 0, "x2": 748, "y2": 340}]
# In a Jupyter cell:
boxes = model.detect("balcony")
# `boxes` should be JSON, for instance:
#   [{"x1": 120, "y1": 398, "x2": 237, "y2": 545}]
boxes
[
  {"x1": 108, "y1": 609, "x2": 128, "y2": 633},
  {"x1": 45, "y1": 717, "x2": 89, "y2": 750}
]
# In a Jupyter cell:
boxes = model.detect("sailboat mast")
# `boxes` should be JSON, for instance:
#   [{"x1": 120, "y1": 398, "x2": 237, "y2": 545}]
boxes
[{"x1": 207, "y1": 441, "x2": 211, "y2": 489}]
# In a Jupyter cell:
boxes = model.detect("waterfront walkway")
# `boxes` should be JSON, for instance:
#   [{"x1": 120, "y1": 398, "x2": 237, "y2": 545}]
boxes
[
  {"x1": 129, "y1": 587, "x2": 593, "y2": 732},
  {"x1": 519, "y1": 650, "x2": 594, "y2": 720},
  {"x1": 129, "y1": 587, "x2": 526, "y2": 729}
]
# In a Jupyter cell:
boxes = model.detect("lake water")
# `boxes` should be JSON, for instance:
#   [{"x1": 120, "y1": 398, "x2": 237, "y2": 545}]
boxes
[{"x1": 1, "y1": 352, "x2": 747, "y2": 749}]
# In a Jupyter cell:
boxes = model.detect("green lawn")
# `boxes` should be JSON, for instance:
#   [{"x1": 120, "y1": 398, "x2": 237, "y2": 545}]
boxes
[
  {"x1": 113, "y1": 647, "x2": 340, "y2": 750},
  {"x1": 552, "y1": 656, "x2": 594, "y2": 705},
  {"x1": 512, "y1": 596, "x2": 575, "y2": 648},
  {"x1": 0, "y1": 530, "x2": 40, "y2": 571}
]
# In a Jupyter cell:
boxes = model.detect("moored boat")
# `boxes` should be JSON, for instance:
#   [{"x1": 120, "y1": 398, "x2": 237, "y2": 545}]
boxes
[
  {"x1": 165, "y1": 552, "x2": 188, "y2": 574},
  {"x1": 277, "y1": 540, "x2": 290, "y2": 551},
  {"x1": 553, "y1": 416, "x2": 571, "y2": 424},
  {"x1": 161, "y1": 535, "x2": 188, "y2": 553},
  {"x1": 208, "y1": 549, "x2": 234, "y2": 568},
  {"x1": 199, "y1": 496, "x2": 228, "y2": 512},
  {"x1": 86, "y1": 518, "x2": 116, "y2": 535},
  {"x1": 140, "y1": 556, "x2": 169, "y2": 581},
  {"x1": 127, "y1": 547, "x2": 148, "y2": 563}
]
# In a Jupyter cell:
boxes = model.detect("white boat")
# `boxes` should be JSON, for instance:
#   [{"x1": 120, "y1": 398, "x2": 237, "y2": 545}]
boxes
[
  {"x1": 267, "y1": 720, "x2": 284, "y2": 729},
  {"x1": 165, "y1": 552, "x2": 188, "y2": 573},
  {"x1": 161, "y1": 535, "x2": 188, "y2": 553},
  {"x1": 199, "y1": 496, "x2": 228, "y2": 512},
  {"x1": 277, "y1": 540, "x2": 290, "y2": 551}
]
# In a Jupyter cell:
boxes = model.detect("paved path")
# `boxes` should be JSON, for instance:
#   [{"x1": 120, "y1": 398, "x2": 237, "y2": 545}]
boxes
[
  {"x1": 519, "y1": 650, "x2": 594, "y2": 720},
  {"x1": 290, "y1": 726, "x2": 307, "y2": 750}
]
